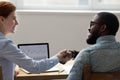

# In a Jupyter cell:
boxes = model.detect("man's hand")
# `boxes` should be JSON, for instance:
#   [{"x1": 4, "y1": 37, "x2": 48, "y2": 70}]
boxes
[
  {"x1": 57, "y1": 49, "x2": 73, "y2": 64},
  {"x1": 70, "y1": 50, "x2": 79, "y2": 59}
]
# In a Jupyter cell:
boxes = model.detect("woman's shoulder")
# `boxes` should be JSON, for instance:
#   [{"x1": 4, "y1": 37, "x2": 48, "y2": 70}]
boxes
[{"x1": 0, "y1": 37, "x2": 14, "y2": 50}]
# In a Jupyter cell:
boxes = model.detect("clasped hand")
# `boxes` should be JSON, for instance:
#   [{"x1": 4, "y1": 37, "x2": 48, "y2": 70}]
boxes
[{"x1": 57, "y1": 49, "x2": 79, "y2": 64}]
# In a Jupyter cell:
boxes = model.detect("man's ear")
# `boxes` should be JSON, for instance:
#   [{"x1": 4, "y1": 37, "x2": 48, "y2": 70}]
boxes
[
  {"x1": 100, "y1": 24, "x2": 107, "y2": 33},
  {"x1": 0, "y1": 16, "x2": 5, "y2": 23}
]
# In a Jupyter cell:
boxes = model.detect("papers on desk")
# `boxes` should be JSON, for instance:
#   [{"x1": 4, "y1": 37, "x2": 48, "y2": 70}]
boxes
[
  {"x1": 61, "y1": 60, "x2": 74, "y2": 74},
  {"x1": 47, "y1": 59, "x2": 74, "y2": 74},
  {"x1": 20, "y1": 68, "x2": 31, "y2": 74},
  {"x1": 45, "y1": 63, "x2": 64, "y2": 72},
  {"x1": 20, "y1": 65, "x2": 64, "y2": 74},
  {"x1": 46, "y1": 67, "x2": 60, "y2": 72},
  {"x1": 20, "y1": 60, "x2": 74, "y2": 74},
  {"x1": 20, "y1": 67, "x2": 61, "y2": 74},
  {"x1": 61, "y1": 65, "x2": 73, "y2": 74}
]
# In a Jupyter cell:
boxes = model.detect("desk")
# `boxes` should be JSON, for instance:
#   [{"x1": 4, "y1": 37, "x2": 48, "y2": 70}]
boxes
[
  {"x1": 15, "y1": 71, "x2": 67, "y2": 80},
  {"x1": 15, "y1": 60, "x2": 74, "y2": 80}
]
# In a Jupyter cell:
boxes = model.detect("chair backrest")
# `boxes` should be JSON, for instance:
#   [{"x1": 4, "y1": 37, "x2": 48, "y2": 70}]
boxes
[
  {"x1": 0, "y1": 66, "x2": 3, "y2": 80},
  {"x1": 83, "y1": 65, "x2": 120, "y2": 80}
]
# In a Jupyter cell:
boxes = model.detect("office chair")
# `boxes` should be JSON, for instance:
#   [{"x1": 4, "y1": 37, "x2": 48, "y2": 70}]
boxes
[
  {"x1": 0, "y1": 66, "x2": 3, "y2": 80},
  {"x1": 83, "y1": 65, "x2": 120, "y2": 80}
]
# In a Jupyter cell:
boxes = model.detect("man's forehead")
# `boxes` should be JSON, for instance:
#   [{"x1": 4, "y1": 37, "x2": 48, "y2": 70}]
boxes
[{"x1": 92, "y1": 14, "x2": 99, "y2": 22}]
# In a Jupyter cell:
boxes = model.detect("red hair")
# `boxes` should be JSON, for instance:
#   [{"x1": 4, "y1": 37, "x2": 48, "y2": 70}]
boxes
[{"x1": 0, "y1": 1, "x2": 16, "y2": 18}]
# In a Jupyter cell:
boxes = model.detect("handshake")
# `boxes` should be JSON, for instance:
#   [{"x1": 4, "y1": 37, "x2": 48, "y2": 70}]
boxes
[{"x1": 57, "y1": 49, "x2": 79, "y2": 64}]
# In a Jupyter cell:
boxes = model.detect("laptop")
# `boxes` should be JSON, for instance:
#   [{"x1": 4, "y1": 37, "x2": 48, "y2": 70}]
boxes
[
  {"x1": 18, "y1": 43, "x2": 50, "y2": 60},
  {"x1": 17, "y1": 43, "x2": 51, "y2": 73}
]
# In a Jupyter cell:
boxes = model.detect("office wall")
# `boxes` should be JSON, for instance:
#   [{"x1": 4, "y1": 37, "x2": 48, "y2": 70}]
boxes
[{"x1": 7, "y1": 11, "x2": 120, "y2": 56}]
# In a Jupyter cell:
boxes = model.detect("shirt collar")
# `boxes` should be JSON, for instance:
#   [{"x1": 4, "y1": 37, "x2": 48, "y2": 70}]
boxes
[
  {"x1": 96, "y1": 35, "x2": 116, "y2": 44},
  {"x1": 0, "y1": 32, "x2": 5, "y2": 38}
]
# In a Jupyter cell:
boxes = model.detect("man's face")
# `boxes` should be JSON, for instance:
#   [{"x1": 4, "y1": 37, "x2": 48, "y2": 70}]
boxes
[{"x1": 86, "y1": 15, "x2": 101, "y2": 45}]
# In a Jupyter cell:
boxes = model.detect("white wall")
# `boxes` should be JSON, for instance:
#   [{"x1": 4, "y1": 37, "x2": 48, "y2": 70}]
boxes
[{"x1": 7, "y1": 11, "x2": 120, "y2": 56}]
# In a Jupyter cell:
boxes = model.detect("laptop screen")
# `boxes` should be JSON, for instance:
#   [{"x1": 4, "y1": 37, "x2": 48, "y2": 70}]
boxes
[{"x1": 18, "y1": 43, "x2": 49, "y2": 60}]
